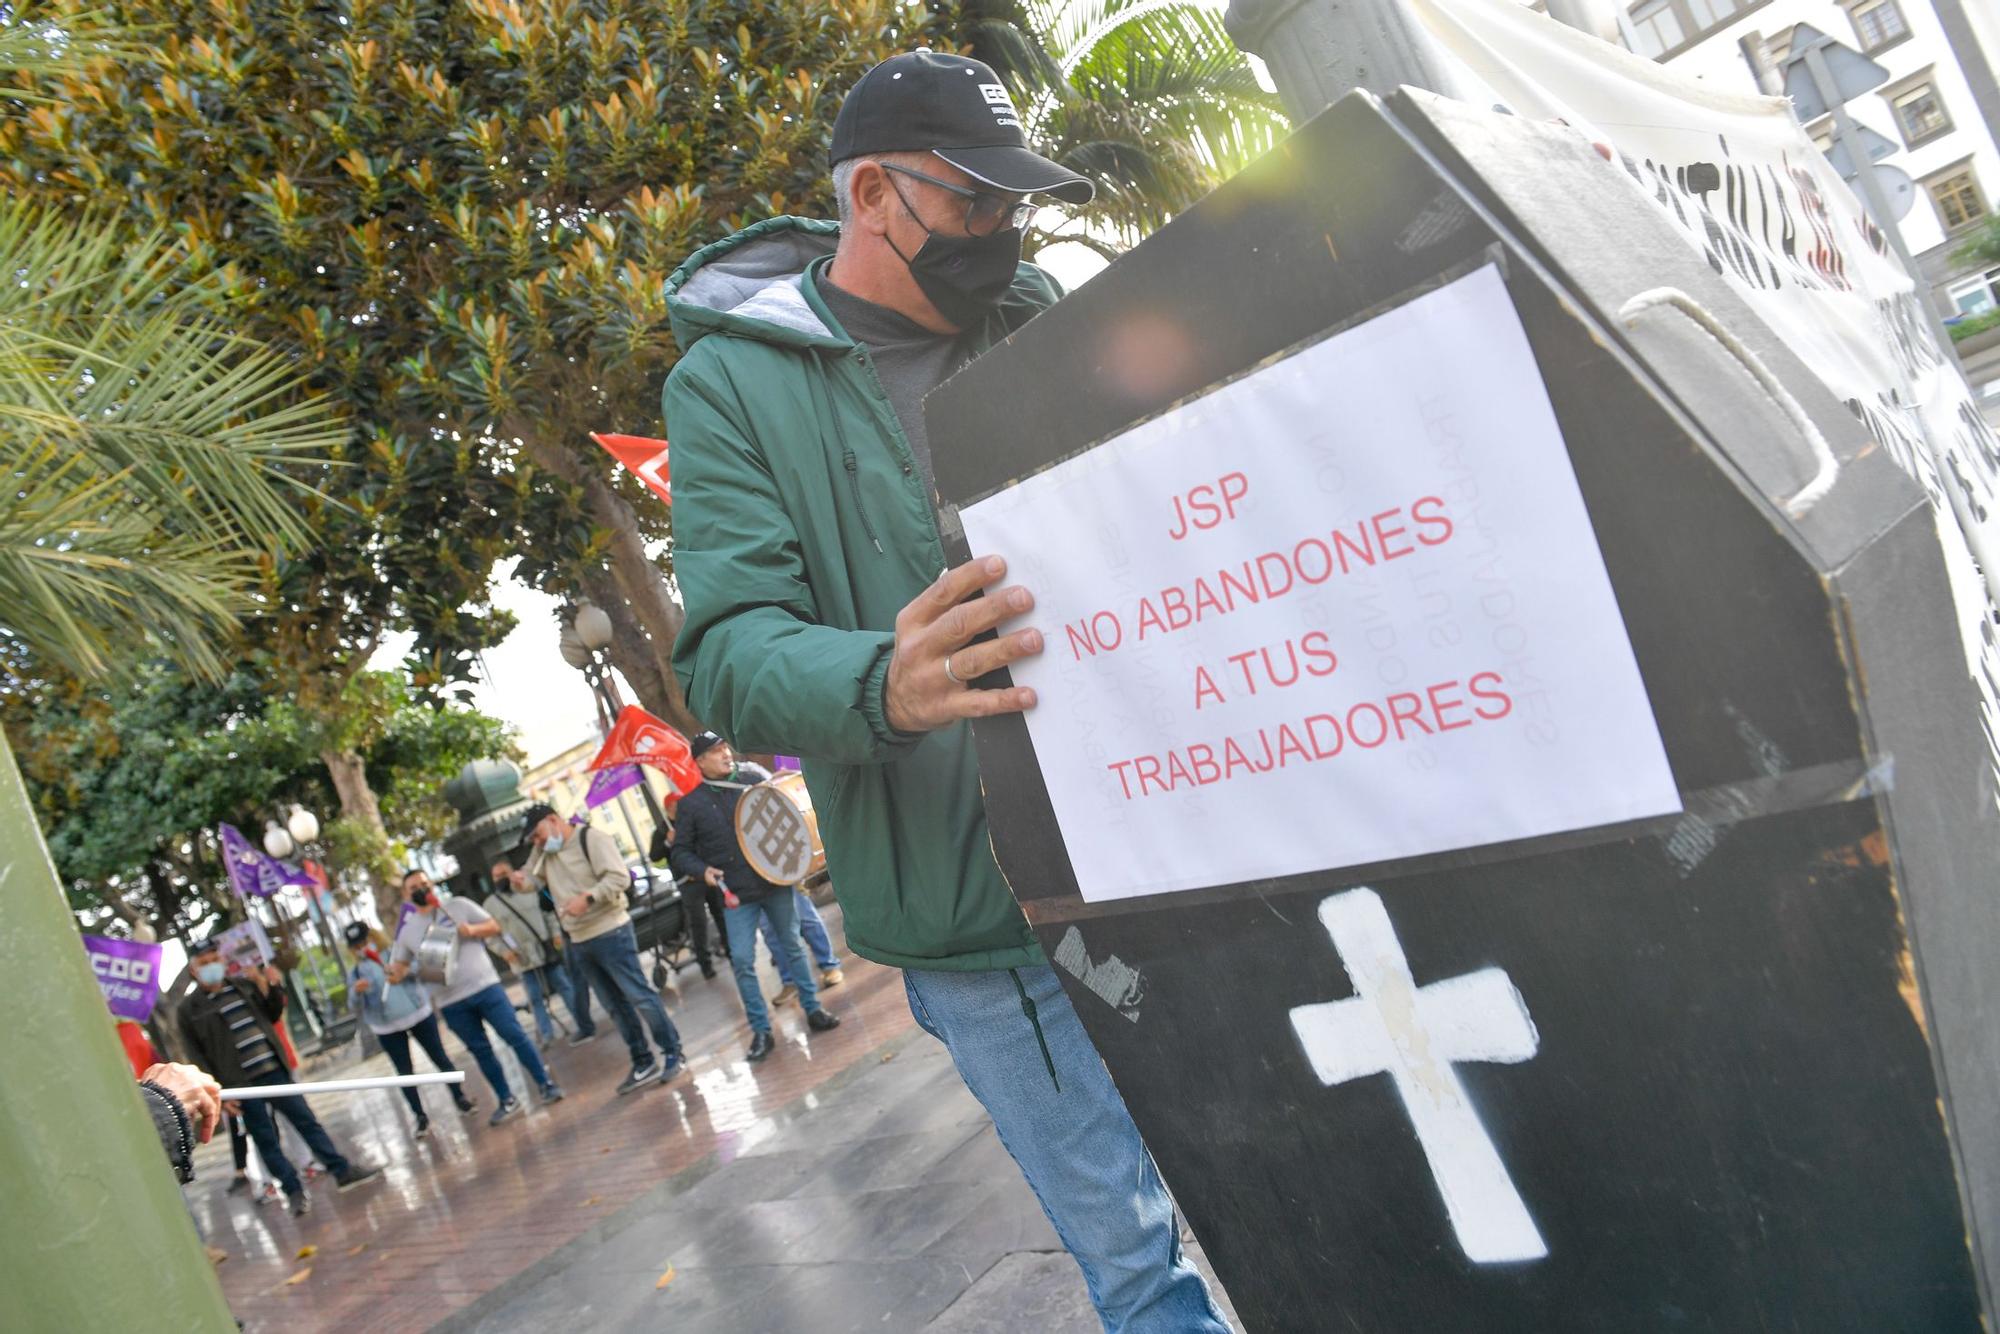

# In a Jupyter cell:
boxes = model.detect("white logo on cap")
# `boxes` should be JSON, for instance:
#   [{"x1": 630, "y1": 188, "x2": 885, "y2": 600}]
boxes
[{"x1": 978, "y1": 82, "x2": 1021, "y2": 128}]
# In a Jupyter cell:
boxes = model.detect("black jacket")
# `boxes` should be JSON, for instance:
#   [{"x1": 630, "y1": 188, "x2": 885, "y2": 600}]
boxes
[
  {"x1": 178, "y1": 977, "x2": 288, "y2": 1087},
  {"x1": 668, "y1": 768, "x2": 782, "y2": 904}
]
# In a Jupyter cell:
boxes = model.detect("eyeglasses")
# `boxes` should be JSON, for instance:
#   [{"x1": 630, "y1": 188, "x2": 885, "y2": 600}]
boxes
[{"x1": 880, "y1": 162, "x2": 1041, "y2": 236}]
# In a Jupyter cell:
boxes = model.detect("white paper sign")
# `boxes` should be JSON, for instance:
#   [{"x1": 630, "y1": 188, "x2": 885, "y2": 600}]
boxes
[{"x1": 959, "y1": 264, "x2": 1681, "y2": 903}]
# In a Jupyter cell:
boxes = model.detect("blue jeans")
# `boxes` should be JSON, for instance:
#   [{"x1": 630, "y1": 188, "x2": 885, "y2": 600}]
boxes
[
  {"x1": 725, "y1": 891, "x2": 820, "y2": 1034},
  {"x1": 236, "y1": 1070, "x2": 352, "y2": 1198},
  {"x1": 520, "y1": 960, "x2": 581, "y2": 1042},
  {"x1": 441, "y1": 982, "x2": 552, "y2": 1103},
  {"x1": 765, "y1": 889, "x2": 840, "y2": 985},
  {"x1": 572, "y1": 923, "x2": 681, "y2": 1067},
  {"x1": 562, "y1": 942, "x2": 597, "y2": 1037},
  {"x1": 904, "y1": 966, "x2": 1227, "y2": 1332}
]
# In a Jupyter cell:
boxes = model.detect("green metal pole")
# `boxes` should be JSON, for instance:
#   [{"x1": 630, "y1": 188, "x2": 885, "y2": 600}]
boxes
[{"x1": 0, "y1": 726, "x2": 235, "y2": 1329}]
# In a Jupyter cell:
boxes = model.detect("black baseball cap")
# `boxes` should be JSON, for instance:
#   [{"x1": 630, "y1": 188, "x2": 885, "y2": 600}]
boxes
[
  {"x1": 830, "y1": 50, "x2": 1094, "y2": 206},
  {"x1": 689, "y1": 730, "x2": 726, "y2": 759}
]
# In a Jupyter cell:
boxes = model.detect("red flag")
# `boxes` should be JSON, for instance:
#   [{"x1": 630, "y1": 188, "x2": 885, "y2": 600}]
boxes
[
  {"x1": 593, "y1": 433, "x2": 671, "y2": 506},
  {"x1": 588, "y1": 705, "x2": 702, "y2": 795}
]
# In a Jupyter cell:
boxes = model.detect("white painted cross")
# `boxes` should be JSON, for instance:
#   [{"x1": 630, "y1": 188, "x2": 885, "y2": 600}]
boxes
[{"x1": 1289, "y1": 887, "x2": 1549, "y2": 1264}]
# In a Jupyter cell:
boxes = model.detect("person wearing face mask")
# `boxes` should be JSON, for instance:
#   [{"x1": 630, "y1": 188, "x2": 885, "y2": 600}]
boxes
[
  {"x1": 343, "y1": 919, "x2": 475, "y2": 1135},
  {"x1": 387, "y1": 870, "x2": 565, "y2": 1125},
  {"x1": 522, "y1": 803, "x2": 686, "y2": 1094},
  {"x1": 663, "y1": 50, "x2": 1228, "y2": 1332},
  {"x1": 177, "y1": 939, "x2": 382, "y2": 1216}
]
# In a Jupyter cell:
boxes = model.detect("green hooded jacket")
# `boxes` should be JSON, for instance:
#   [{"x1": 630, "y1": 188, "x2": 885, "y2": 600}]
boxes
[{"x1": 662, "y1": 216, "x2": 1061, "y2": 973}]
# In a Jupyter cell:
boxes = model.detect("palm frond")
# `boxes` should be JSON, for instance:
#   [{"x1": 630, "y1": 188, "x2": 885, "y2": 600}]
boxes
[{"x1": 0, "y1": 202, "x2": 347, "y2": 682}]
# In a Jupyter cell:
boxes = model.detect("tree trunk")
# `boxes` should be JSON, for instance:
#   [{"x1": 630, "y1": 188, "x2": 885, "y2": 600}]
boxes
[
  {"x1": 518, "y1": 429, "x2": 700, "y2": 733},
  {"x1": 320, "y1": 746, "x2": 401, "y2": 918}
]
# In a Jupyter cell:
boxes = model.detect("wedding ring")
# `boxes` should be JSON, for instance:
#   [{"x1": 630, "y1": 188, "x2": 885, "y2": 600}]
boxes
[{"x1": 943, "y1": 653, "x2": 966, "y2": 686}]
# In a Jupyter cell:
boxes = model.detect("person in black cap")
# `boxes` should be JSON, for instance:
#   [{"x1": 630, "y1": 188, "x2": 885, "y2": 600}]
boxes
[
  {"x1": 342, "y1": 918, "x2": 475, "y2": 1136},
  {"x1": 663, "y1": 52, "x2": 1226, "y2": 1330},
  {"x1": 667, "y1": 732, "x2": 840, "y2": 1061}
]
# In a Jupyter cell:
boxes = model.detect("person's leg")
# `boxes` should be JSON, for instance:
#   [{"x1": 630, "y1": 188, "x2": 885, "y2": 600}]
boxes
[
  {"x1": 408, "y1": 1013, "x2": 473, "y2": 1108},
  {"x1": 544, "y1": 958, "x2": 582, "y2": 1027},
  {"x1": 520, "y1": 966, "x2": 556, "y2": 1043},
  {"x1": 595, "y1": 923, "x2": 683, "y2": 1063},
  {"x1": 270, "y1": 1093, "x2": 352, "y2": 1178},
  {"x1": 562, "y1": 944, "x2": 597, "y2": 1036},
  {"x1": 761, "y1": 891, "x2": 822, "y2": 1016},
  {"x1": 442, "y1": 995, "x2": 513, "y2": 1103},
  {"x1": 377, "y1": 1026, "x2": 424, "y2": 1117},
  {"x1": 723, "y1": 902, "x2": 771, "y2": 1033},
  {"x1": 760, "y1": 910, "x2": 802, "y2": 988},
  {"x1": 576, "y1": 931, "x2": 650, "y2": 1067},
  {"x1": 793, "y1": 889, "x2": 840, "y2": 972},
  {"x1": 469, "y1": 983, "x2": 553, "y2": 1088},
  {"x1": 902, "y1": 966, "x2": 1227, "y2": 1332},
  {"x1": 236, "y1": 1096, "x2": 300, "y2": 1197}
]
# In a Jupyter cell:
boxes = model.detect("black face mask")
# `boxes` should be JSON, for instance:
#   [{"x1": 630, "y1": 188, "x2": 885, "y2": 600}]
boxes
[
  {"x1": 886, "y1": 194, "x2": 1022, "y2": 330},
  {"x1": 410, "y1": 886, "x2": 431, "y2": 907}
]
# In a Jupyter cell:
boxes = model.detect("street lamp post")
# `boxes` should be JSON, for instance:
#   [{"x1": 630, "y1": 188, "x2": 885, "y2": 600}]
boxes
[{"x1": 562, "y1": 603, "x2": 675, "y2": 840}]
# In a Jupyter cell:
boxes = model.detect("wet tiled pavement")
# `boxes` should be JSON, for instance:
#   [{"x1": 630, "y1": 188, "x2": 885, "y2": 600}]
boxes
[{"x1": 188, "y1": 906, "x2": 1236, "y2": 1332}]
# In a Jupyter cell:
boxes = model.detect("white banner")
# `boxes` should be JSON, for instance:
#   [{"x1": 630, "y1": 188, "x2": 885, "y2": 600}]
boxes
[
  {"x1": 1414, "y1": 0, "x2": 2000, "y2": 795},
  {"x1": 964, "y1": 266, "x2": 1681, "y2": 903}
]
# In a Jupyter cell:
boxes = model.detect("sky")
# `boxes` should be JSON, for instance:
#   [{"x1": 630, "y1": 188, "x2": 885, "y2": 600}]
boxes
[{"x1": 387, "y1": 242, "x2": 1114, "y2": 772}]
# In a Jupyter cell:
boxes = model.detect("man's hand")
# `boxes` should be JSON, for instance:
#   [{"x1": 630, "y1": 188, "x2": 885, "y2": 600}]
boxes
[
  {"x1": 703, "y1": 867, "x2": 726, "y2": 889},
  {"x1": 560, "y1": 895, "x2": 590, "y2": 918},
  {"x1": 141, "y1": 1062, "x2": 222, "y2": 1144},
  {"x1": 884, "y1": 556, "x2": 1042, "y2": 734},
  {"x1": 352, "y1": 977, "x2": 371, "y2": 994},
  {"x1": 387, "y1": 961, "x2": 410, "y2": 984}
]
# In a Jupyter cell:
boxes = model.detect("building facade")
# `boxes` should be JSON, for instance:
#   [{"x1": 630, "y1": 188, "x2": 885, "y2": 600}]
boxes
[{"x1": 1618, "y1": 0, "x2": 2000, "y2": 406}]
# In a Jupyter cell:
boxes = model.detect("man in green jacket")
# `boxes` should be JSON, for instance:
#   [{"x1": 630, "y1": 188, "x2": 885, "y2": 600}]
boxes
[{"x1": 665, "y1": 49, "x2": 1227, "y2": 1331}]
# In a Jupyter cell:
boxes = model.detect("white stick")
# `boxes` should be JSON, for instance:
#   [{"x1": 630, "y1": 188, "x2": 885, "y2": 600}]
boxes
[{"x1": 218, "y1": 1071, "x2": 467, "y2": 1101}]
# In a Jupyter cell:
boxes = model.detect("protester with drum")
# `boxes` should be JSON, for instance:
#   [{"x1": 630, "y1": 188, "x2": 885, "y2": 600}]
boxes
[
  {"x1": 668, "y1": 731, "x2": 842, "y2": 1062},
  {"x1": 387, "y1": 870, "x2": 564, "y2": 1125}
]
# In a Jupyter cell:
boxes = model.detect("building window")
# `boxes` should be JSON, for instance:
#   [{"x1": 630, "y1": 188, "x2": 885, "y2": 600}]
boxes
[
  {"x1": 1926, "y1": 165, "x2": 1989, "y2": 233},
  {"x1": 1949, "y1": 268, "x2": 2000, "y2": 317},
  {"x1": 1889, "y1": 79, "x2": 1952, "y2": 147},
  {"x1": 1627, "y1": 0, "x2": 1685, "y2": 59},
  {"x1": 1847, "y1": 0, "x2": 1908, "y2": 52},
  {"x1": 1623, "y1": 0, "x2": 1772, "y2": 59}
]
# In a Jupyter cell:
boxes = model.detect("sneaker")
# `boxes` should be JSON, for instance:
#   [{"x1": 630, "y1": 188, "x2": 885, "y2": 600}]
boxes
[
  {"x1": 819, "y1": 967, "x2": 845, "y2": 988},
  {"x1": 616, "y1": 1061, "x2": 659, "y2": 1096},
  {"x1": 334, "y1": 1165, "x2": 383, "y2": 1193},
  {"x1": 567, "y1": 1030, "x2": 597, "y2": 1047},
  {"x1": 456, "y1": 1097, "x2": 479, "y2": 1117},
  {"x1": 256, "y1": 1182, "x2": 282, "y2": 1207},
  {"x1": 540, "y1": 1083, "x2": 566, "y2": 1104},
  {"x1": 746, "y1": 1031, "x2": 775, "y2": 1063},
  {"x1": 658, "y1": 1055, "x2": 685, "y2": 1082},
  {"x1": 488, "y1": 1098, "x2": 524, "y2": 1127},
  {"x1": 770, "y1": 983, "x2": 799, "y2": 1008},
  {"x1": 287, "y1": 1191, "x2": 311, "y2": 1218},
  {"x1": 806, "y1": 1008, "x2": 841, "y2": 1034},
  {"x1": 699, "y1": 959, "x2": 717, "y2": 980},
  {"x1": 226, "y1": 1174, "x2": 251, "y2": 1197},
  {"x1": 413, "y1": 1113, "x2": 432, "y2": 1139}
]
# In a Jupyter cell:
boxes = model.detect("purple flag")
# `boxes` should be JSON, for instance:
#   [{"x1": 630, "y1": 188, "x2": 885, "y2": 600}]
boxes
[
  {"x1": 773, "y1": 755, "x2": 802, "y2": 772},
  {"x1": 585, "y1": 763, "x2": 643, "y2": 808},
  {"x1": 218, "y1": 823, "x2": 312, "y2": 899},
  {"x1": 83, "y1": 935, "x2": 164, "y2": 1021}
]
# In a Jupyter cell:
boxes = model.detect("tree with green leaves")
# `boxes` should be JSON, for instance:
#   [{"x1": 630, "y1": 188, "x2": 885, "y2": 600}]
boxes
[
  {"x1": 5, "y1": 0, "x2": 936, "y2": 742},
  {"x1": 5, "y1": 662, "x2": 519, "y2": 942},
  {"x1": 961, "y1": 0, "x2": 1287, "y2": 251}
]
